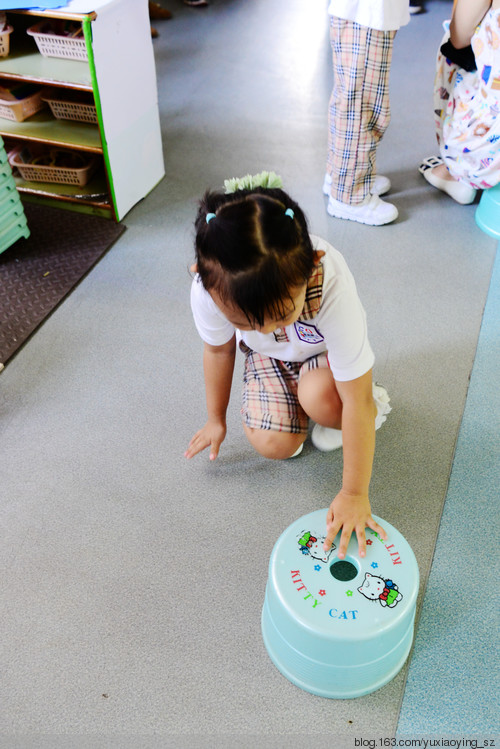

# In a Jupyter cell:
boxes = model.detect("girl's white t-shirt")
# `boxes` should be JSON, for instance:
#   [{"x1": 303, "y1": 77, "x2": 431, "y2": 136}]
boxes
[
  {"x1": 328, "y1": 0, "x2": 410, "y2": 31},
  {"x1": 190, "y1": 235, "x2": 375, "y2": 383}
]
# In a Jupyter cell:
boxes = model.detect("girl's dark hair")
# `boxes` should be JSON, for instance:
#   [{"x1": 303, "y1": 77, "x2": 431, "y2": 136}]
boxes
[{"x1": 194, "y1": 187, "x2": 315, "y2": 326}]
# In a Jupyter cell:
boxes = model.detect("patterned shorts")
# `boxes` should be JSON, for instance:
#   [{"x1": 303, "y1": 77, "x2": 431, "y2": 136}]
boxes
[
  {"x1": 434, "y1": 9, "x2": 500, "y2": 189},
  {"x1": 240, "y1": 343, "x2": 330, "y2": 434}
]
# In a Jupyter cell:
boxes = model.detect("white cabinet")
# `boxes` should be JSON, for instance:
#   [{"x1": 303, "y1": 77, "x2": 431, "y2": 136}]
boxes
[{"x1": 0, "y1": 0, "x2": 164, "y2": 220}]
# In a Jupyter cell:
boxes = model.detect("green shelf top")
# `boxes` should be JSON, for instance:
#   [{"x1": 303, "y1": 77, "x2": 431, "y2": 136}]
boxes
[{"x1": 0, "y1": 50, "x2": 92, "y2": 90}]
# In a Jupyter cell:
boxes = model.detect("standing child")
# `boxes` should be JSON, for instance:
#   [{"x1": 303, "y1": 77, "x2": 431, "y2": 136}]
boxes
[
  {"x1": 419, "y1": 0, "x2": 500, "y2": 204},
  {"x1": 185, "y1": 172, "x2": 391, "y2": 558},
  {"x1": 324, "y1": 0, "x2": 410, "y2": 225}
]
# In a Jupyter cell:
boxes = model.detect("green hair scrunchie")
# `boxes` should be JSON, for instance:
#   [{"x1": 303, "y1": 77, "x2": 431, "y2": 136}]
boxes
[{"x1": 223, "y1": 170, "x2": 283, "y2": 194}]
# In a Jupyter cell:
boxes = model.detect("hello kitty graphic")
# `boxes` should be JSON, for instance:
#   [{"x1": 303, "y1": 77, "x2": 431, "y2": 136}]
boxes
[
  {"x1": 357, "y1": 572, "x2": 403, "y2": 608},
  {"x1": 297, "y1": 531, "x2": 335, "y2": 563}
]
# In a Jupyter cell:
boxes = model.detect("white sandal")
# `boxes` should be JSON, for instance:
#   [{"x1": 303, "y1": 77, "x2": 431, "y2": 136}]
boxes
[
  {"x1": 418, "y1": 155, "x2": 443, "y2": 174},
  {"x1": 419, "y1": 156, "x2": 477, "y2": 205}
]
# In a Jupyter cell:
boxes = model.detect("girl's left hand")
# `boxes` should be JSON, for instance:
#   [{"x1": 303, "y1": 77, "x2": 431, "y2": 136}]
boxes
[{"x1": 323, "y1": 490, "x2": 387, "y2": 559}]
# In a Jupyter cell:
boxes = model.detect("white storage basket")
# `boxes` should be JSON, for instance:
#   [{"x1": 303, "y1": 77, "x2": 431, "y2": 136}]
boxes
[{"x1": 27, "y1": 22, "x2": 87, "y2": 62}]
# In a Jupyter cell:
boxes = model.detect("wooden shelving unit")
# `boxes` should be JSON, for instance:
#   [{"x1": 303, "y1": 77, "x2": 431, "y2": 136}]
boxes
[{"x1": 0, "y1": 0, "x2": 164, "y2": 220}]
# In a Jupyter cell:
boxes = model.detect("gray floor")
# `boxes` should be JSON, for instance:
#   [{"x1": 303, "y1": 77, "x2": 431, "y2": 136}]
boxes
[
  {"x1": 0, "y1": 0, "x2": 498, "y2": 743},
  {"x1": 398, "y1": 242, "x2": 500, "y2": 737}
]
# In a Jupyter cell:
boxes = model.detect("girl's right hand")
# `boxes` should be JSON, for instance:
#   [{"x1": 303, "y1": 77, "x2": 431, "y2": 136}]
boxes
[{"x1": 184, "y1": 420, "x2": 227, "y2": 461}]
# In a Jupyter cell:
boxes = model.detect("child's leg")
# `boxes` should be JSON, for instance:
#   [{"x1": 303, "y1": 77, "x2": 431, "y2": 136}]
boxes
[
  {"x1": 299, "y1": 359, "x2": 391, "y2": 453},
  {"x1": 240, "y1": 346, "x2": 308, "y2": 460},
  {"x1": 297, "y1": 357, "x2": 343, "y2": 428},
  {"x1": 243, "y1": 424, "x2": 305, "y2": 461},
  {"x1": 327, "y1": 18, "x2": 396, "y2": 205}
]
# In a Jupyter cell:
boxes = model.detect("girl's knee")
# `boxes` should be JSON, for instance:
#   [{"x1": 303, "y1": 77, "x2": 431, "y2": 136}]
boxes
[
  {"x1": 298, "y1": 367, "x2": 342, "y2": 427},
  {"x1": 243, "y1": 425, "x2": 305, "y2": 460}
]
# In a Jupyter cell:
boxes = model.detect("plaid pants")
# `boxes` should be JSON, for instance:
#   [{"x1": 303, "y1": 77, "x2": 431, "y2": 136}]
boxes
[{"x1": 327, "y1": 18, "x2": 396, "y2": 204}]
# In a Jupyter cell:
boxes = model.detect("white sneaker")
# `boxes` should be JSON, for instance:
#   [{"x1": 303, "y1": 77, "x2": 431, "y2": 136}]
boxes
[
  {"x1": 311, "y1": 384, "x2": 392, "y2": 452},
  {"x1": 311, "y1": 424, "x2": 343, "y2": 452},
  {"x1": 288, "y1": 443, "x2": 304, "y2": 459},
  {"x1": 372, "y1": 175, "x2": 391, "y2": 196},
  {"x1": 327, "y1": 193, "x2": 398, "y2": 226},
  {"x1": 373, "y1": 383, "x2": 392, "y2": 430},
  {"x1": 323, "y1": 173, "x2": 391, "y2": 197}
]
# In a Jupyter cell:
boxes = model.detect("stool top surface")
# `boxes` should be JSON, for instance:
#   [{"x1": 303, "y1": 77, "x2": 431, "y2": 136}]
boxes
[{"x1": 268, "y1": 509, "x2": 419, "y2": 639}]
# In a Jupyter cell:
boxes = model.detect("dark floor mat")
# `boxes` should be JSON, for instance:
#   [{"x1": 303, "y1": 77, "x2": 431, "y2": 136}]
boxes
[{"x1": 0, "y1": 203, "x2": 125, "y2": 367}]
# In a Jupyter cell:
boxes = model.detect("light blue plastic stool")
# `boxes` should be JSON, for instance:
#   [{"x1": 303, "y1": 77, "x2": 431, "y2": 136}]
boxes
[
  {"x1": 476, "y1": 183, "x2": 500, "y2": 239},
  {"x1": 261, "y1": 509, "x2": 419, "y2": 699}
]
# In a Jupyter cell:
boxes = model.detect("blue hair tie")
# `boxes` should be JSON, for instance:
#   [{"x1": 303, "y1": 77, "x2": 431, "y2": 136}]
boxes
[
  {"x1": 206, "y1": 212, "x2": 216, "y2": 224},
  {"x1": 285, "y1": 208, "x2": 294, "y2": 219}
]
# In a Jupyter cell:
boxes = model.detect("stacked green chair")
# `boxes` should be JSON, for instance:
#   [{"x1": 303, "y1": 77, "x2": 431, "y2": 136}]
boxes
[{"x1": 0, "y1": 136, "x2": 30, "y2": 255}]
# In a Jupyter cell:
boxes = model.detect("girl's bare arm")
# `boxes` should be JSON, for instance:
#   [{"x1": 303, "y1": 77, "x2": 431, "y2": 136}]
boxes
[
  {"x1": 450, "y1": 0, "x2": 491, "y2": 48},
  {"x1": 323, "y1": 370, "x2": 387, "y2": 558},
  {"x1": 185, "y1": 336, "x2": 236, "y2": 460}
]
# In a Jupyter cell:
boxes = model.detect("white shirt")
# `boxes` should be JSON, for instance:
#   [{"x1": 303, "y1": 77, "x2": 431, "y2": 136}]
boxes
[
  {"x1": 190, "y1": 236, "x2": 375, "y2": 383},
  {"x1": 328, "y1": 0, "x2": 410, "y2": 31}
]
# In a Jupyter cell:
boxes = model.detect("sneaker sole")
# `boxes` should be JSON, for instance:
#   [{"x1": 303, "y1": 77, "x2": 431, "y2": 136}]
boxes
[{"x1": 327, "y1": 205, "x2": 398, "y2": 226}]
